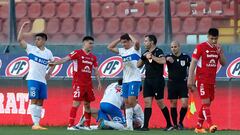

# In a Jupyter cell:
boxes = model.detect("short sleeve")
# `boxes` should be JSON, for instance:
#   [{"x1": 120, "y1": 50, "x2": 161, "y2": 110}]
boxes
[
  {"x1": 49, "y1": 51, "x2": 54, "y2": 61},
  {"x1": 25, "y1": 43, "x2": 35, "y2": 54},
  {"x1": 68, "y1": 50, "x2": 79, "y2": 60},
  {"x1": 156, "y1": 48, "x2": 164, "y2": 57},
  {"x1": 192, "y1": 44, "x2": 202, "y2": 60}
]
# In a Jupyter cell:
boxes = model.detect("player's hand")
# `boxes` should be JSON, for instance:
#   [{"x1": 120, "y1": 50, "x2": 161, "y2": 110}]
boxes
[
  {"x1": 187, "y1": 77, "x2": 196, "y2": 91},
  {"x1": 45, "y1": 74, "x2": 51, "y2": 80},
  {"x1": 216, "y1": 44, "x2": 223, "y2": 55},
  {"x1": 48, "y1": 61, "x2": 56, "y2": 66},
  {"x1": 166, "y1": 56, "x2": 174, "y2": 63}
]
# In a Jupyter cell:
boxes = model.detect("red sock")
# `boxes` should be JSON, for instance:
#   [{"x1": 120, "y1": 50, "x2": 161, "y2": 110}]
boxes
[
  {"x1": 68, "y1": 106, "x2": 78, "y2": 127},
  {"x1": 202, "y1": 104, "x2": 213, "y2": 127},
  {"x1": 84, "y1": 111, "x2": 91, "y2": 127},
  {"x1": 196, "y1": 106, "x2": 205, "y2": 129}
]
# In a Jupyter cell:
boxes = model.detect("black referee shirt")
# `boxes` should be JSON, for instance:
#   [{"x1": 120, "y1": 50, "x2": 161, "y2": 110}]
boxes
[
  {"x1": 141, "y1": 47, "x2": 164, "y2": 78},
  {"x1": 166, "y1": 53, "x2": 191, "y2": 82}
]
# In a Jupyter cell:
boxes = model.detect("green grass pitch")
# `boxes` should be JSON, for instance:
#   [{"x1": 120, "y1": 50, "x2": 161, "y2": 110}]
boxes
[{"x1": 0, "y1": 126, "x2": 240, "y2": 135}]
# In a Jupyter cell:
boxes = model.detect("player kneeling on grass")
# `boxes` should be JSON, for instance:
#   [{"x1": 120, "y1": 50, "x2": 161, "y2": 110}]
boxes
[{"x1": 75, "y1": 79, "x2": 144, "y2": 130}]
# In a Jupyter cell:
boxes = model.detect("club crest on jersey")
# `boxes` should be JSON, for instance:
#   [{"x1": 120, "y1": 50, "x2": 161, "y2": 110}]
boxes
[{"x1": 180, "y1": 60, "x2": 185, "y2": 66}]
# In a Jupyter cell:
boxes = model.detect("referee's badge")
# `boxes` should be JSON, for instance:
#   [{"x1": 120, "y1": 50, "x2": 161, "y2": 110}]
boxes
[{"x1": 180, "y1": 60, "x2": 185, "y2": 66}]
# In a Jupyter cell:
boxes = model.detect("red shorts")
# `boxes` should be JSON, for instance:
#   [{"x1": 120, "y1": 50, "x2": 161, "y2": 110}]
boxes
[
  {"x1": 72, "y1": 84, "x2": 95, "y2": 102},
  {"x1": 196, "y1": 81, "x2": 215, "y2": 101}
]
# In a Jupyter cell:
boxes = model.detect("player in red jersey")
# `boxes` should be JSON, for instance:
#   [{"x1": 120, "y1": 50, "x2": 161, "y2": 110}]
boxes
[
  {"x1": 187, "y1": 28, "x2": 226, "y2": 133},
  {"x1": 49, "y1": 36, "x2": 102, "y2": 130}
]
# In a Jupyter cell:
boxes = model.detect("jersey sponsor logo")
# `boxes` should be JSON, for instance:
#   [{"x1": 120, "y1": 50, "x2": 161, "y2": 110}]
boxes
[
  {"x1": 98, "y1": 56, "x2": 123, "y2": 78},
  {"x1": 207, "y1": 54, "x2": 218, "y2": 58},
  {"x1": 5, "y1": 56, "x2": 29, "y2": 77},
  {"x1": 28, "y1": 53, "x2": 48, "y2": 66},
  {"x1": 206, "y1": 59, "x2": 217, "y2": 67},
  {"x1": 66, "y1": 63, "x2": 73, "y2": 78},
  {"x1": 82, "y1": 65, "x2": 91, "y2": 73},
  {"x1": 47, "y1": 57, "x2": 63, "y2": 77},
  {"x1": 226, "y1": 57, "x2": 240, "y2": 78}
]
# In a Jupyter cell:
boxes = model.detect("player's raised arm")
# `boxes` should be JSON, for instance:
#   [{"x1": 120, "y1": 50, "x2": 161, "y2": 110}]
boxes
[
  {"x1": 107, "y1": 38, "x2": 120, "y2": 54},
  {"x1": 129, "y1": 34, "x2": 140, "y2": 51},
  {"x1": 17, "y1": 21, "x2": 30, "y2": 49},
  {"x1": 48, "y1": 55, "x2": 71, "y2": 66}
]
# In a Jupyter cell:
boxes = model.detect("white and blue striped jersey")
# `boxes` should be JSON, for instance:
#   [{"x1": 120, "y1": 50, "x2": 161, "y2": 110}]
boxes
[
  {"x1": 25, "y1": 43, "x2": 54, "y2": 84},
  {"x1": 118, "y1": 46, "x2": 141, "y2": 83}
]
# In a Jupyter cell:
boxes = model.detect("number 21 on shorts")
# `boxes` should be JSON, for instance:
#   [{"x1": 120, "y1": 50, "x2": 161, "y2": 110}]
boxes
[{"x1": 74, "y1": 86, "x2": 80, "y2": 98}]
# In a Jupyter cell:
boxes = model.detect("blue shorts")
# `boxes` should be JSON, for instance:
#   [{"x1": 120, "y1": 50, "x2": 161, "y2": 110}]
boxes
[
  {"x1": 122, "y1": 81, "x2": 141, "y2": 98},
  {"x1": 97, "y1": 102, "x2": 126, "y2": 124},
  {"x1": 27, "y1": 80, "x2": 47, "y2": 99}
]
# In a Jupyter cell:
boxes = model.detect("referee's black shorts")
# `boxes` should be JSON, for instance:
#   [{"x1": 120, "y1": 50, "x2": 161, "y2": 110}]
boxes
[
  {"x1": 143, "y1": 77, "x2": 165, "y2": 100},
  {"x1": 167, "y1": 80, "x2": 188, "y2": 99}
]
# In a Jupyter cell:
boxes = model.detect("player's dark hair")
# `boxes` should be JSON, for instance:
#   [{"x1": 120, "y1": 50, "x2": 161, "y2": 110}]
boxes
[
  {"x1": 208, "y1": 28, "x2": 219, "y2": 37},
  {"x1": 82, "y1": 36, "x2": 94, "y2": 42},
  {"x1": 145, "y1": 34, "x2": 157, "y2": 45},
  {"x1": 118, "y1": 78, "x2": 123, "y2": 85},
  {"x1": 35, "y1": 33, "x2": 47, "y2": 41},
  {"x1": 120, "y1": 33, "x2": 131, "y2": 41}
]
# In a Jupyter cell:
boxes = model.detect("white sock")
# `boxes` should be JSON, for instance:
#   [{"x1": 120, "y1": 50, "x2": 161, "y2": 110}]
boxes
[
  {"x1": 104, "y1": 120, "x2": 124, "y2": 130},
  {"x1": 126, "y1": 108, "x2": 133, "y2": 129},
  {"x1": 30, "y1": 104, "x2": 42, "y2": 126},
  {"x1": 133, "y1": 104, "x2": 144, "y2": 121}
]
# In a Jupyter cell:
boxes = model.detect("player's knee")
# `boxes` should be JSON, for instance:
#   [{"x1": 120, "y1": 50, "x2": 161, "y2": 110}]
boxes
[
  {"x1": 156, "y1": 100, "x2": 165, "y2": 109},
  {"x1": 170, "y1": 100, "x2": 177, "y2": 107}
]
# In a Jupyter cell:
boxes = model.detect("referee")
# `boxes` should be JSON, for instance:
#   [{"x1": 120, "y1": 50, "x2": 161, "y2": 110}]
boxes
[
  {"x1": 166, "y1": 41, "x2": 191, "y2": 130},
  {"x1": 137, "y1": 35, "x2": 173, "y2": 131}
]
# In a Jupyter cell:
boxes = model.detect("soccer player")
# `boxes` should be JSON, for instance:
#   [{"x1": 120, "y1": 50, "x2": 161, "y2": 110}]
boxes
[
  {"x1": 17, "y1": 22, "x2": 55, "y2": 130},
  {"x1": 137, "y1": 35, "x2": 173, "y2": 131},
  {"x1": 166, "y1": 41, "x2": 191, "y2": 130},
  {"x1": 49, "y1": 36, "x2": 102, "y2": 130},
  {"x1": 107, "y1": 34, "x2": 142, "y2": 130},
  {"x1": 187, "y1": 28, "x2": 226, "y2": 133},
  {"x1": 76, "y1": 79, "x2": 144, "y2": 130}
]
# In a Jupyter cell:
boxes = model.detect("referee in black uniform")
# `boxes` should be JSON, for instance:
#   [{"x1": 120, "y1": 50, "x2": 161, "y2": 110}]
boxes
[
  {"x1": 137, "y1": 35, "x2": 173, "y2": 131},
  {"x1": 166, "y1": 41, "x2": 191, "y2": 130}
]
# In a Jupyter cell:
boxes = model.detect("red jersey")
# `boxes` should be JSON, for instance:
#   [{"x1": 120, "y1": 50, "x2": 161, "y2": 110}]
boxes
[
  {"x1": 68, "y1": 49, "x2": 98, "y2": 86},
  {"x1": 192, "y1": 42, "x2": 220, "y2": 84}
]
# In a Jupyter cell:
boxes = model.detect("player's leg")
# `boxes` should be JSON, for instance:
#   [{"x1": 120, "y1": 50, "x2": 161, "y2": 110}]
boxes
[
  {"x1": 133, "y1": 103, "x2": 144, "y2": 129},
  {"x1": 168, "y1": 81, "x2": 178, "y2": 129},
  {"x1": 28, "y1": 80, "x2": 47, "y2": 130},
  {"x1": 99, "y1": 102, "x2": 125, "y2": 130},
  {"x1": 178, "y1": 82, "x2": 189, "y2": 130},
  {"x1": 155, "y1": 78, "x2": 173, "y2": 131},
  {"x1": 125, "y1": 81, "x2": 141, "y2": 130},
  {"x1": 195, "y1": 82, "x2": 210, "y2": 133},
  {"x1": 68, "y1": 85, "x2": 82, "y2": 130},
  {"x1": 140, "y1": 79, "x2": 153, "y2": 131},
  {"x1": 83, "y1": 85, "x2": 96, "y2": 128}
]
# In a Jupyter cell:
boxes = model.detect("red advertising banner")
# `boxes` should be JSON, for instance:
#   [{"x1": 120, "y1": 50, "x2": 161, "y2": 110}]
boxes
[{"x1": 0, "y1": 81, "x2": 239, "y2": 129}]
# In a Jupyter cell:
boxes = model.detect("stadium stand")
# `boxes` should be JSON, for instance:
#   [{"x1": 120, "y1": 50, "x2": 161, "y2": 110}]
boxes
[
  {"x1": 0, "y1": 0, "x2": 239, "y2": 44},
  {"x1": 15, "y1": 2, "x2": 27, "y2": 19},
  {"x1": 28, "y1": 2, "x2": 42, "y2": 18},
  {"x1": 41, "y1": 2, "x2": 56, "y2": 18}
]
